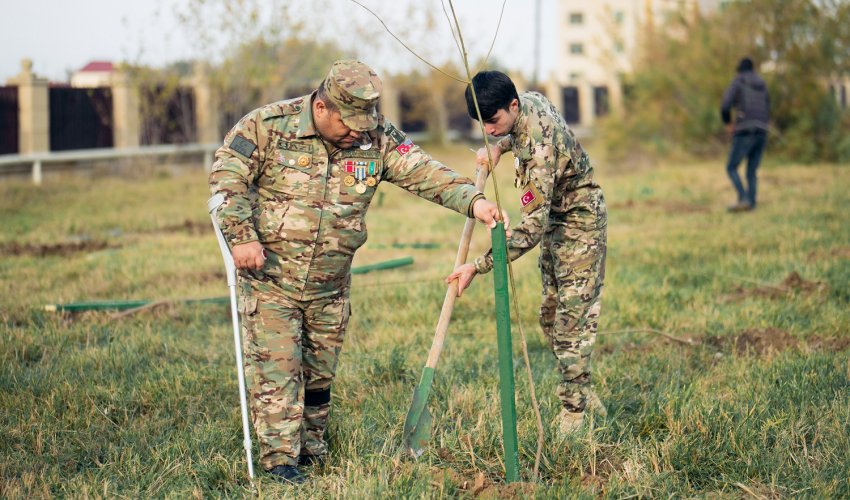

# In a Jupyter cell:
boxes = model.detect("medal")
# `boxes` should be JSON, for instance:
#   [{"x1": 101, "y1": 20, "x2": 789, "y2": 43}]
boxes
[
  {"x1": 366, "y1": 177, "x2": 377, "y2": 187},
  {"x1": 344, "y1": 175, "x2": 356, "y2": 187},
  {"x1": 355, "y1": 183, "x2": 367, "y2": 194},
  {"x1": 297, "y1": 155, "x2": 309, "y2": 167}
]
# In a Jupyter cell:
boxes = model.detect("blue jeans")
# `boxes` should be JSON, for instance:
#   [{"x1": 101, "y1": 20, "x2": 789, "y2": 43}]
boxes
[{"x1": 726, "y1": 129, "x2": 767, "y2": 207}]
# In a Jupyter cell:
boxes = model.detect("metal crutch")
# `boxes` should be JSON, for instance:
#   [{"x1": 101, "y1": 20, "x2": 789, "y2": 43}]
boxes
[{"x1": 207, "y1": 193, "x2": 255, "y2": 481}]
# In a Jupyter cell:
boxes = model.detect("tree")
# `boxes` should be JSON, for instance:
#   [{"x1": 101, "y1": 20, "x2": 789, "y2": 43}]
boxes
[{"x1": 600, "y1": 0, "x2": 850, "y2": 163}]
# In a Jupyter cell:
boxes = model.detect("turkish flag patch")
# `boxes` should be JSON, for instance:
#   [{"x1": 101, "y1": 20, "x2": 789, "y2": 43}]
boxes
[
  {"x1": 395, "y1": 138, "x2": 413, "y2": 156},
  {"x1": 521, "y1": 189, "x2": 535, "y2": 207},
  {"x1": 520, "y1": 182, "x2": 544, "y2": 213}
]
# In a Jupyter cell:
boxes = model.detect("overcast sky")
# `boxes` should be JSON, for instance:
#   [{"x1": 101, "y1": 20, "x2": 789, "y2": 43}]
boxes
[{"x1": 1, "y1": 0, "x2": 556, "y2": 83}]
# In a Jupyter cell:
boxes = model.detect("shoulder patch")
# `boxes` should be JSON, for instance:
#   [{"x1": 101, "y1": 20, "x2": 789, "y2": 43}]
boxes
[
  {"x1": 520, "y1": 182, "x2": 545, "y2": 213},
  {"x1": 229, "y1": 135, "x2": 257, "y2": 159},
  {"x1": 260, "y1": 97, "x2": 305, "y2": 120},
  {"x1": 395, "y1": 138, "x2": 413, "y2": 156},
  {"x1": 384, "y1": 121, "x2": 407, "y2": 145}
]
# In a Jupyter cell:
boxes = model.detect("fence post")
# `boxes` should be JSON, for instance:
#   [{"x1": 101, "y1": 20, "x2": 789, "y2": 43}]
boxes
[
  {"x1": 8, "y1": 59, "x2": 49, "y2": 159},
  {"x1": 379, "y1": 75, "x2": 401, "y2": 128},
  {"x1": 111, "y1": 67, "x2": 140, "y2": 149},
  {"x1": 32, "y1": 159, "x2": 42, "y2": 185},
  {"x1": 193, "y1": 63, "x2": 221, "y2": 159}
]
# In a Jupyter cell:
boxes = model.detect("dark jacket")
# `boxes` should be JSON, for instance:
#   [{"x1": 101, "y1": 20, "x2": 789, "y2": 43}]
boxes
[{"x1": 721, "y1": 70, "x2": 770, "y2": 132}]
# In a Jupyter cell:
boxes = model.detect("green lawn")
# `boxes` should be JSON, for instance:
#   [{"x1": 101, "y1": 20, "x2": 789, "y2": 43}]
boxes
[{"x1": 1, "y1": 147, "x2": 848, "y2": 498}]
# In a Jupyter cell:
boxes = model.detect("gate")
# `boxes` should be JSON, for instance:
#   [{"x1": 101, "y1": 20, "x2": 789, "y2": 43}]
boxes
[
  {"x1": 141, "y1": 86, "x2": 196, "y2": 145},
  {"x1": 49, "y1": 87, "x2": 113, "y2": 151},
  {"x1": 0, "y1": 86, "x2": 19, "y2": 154}
]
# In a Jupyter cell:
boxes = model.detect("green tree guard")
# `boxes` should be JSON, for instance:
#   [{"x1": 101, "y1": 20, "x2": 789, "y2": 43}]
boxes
[{"x1": 491, "y1": 221, "x2": 520, "y2": 482}]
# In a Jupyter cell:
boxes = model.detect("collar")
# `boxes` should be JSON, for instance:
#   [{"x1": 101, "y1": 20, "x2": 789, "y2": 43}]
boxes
[
  {"x1": 509, "y1": 96, "x2": 530, "y2": 145},
  {"x1": 295, "y1": 91, "x2": 319, "y2": 139}
]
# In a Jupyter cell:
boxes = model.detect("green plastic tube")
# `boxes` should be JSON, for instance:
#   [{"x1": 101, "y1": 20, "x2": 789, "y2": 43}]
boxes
[{"x1": 491, "y1": 222, "x2": 520, "y2": 482}]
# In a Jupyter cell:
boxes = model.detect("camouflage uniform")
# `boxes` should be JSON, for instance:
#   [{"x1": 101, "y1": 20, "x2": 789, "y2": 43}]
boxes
[
  {"x1": 473, "y1": 91, "x2": 607, "y2": 414},
  {"x1": 210, "y1": 60, "x2": 484, "y2": 470}
]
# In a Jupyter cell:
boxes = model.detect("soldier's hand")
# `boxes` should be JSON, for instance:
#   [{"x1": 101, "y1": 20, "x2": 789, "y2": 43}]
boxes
[
  {"x1": 476, "y1": 145, "x2": 501, "y2": 168},
  {"x1": 472, "y1": 199, "x2": 511, "y2": 237},
  {"x1": 446, "y1": 263, "x2": 477, "y2": 297},
  {"x1": 232, "y1": 241, "x2": 266, "y2": 270}
]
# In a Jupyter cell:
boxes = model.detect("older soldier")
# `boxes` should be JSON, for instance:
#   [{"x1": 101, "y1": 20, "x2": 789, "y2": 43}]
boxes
[
  {"x1": 447, "y1": 71, "x2": 607, "y2": 436},
  {"x1": 210, "y1": 60, "x2": 506, "y2": 484}
]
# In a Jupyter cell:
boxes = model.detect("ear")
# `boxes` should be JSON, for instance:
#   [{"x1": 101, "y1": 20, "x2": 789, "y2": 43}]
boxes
[
  {"x1": 314, "y1": 98, "x2": 326, "y2": 116},
  {"x1": 510, "y1": 98, "x2": 519, "y2": 112}
]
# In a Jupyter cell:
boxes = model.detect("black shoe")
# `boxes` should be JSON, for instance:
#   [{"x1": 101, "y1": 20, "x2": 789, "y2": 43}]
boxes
[
  {"x1": 727, "y1": 201, "x2": 753, "y2": 212},
  {"x1": 298, "y1": 454, "x2": 326, "y2": 467},
  {"x1": 268, "y1": 465, "x2": 306, "y2": 485}
]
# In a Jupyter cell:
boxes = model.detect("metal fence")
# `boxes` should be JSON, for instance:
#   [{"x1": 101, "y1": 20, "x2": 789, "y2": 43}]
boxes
[
  {"x1": 0, "y1": 86, "x2": 18, "y2": 155},
  {"x1": 0, "y1": 142, "x2": 219, "y2": 185},
  {"x1": 49, "y1": 87, "x2": 113, "y2": 151}
]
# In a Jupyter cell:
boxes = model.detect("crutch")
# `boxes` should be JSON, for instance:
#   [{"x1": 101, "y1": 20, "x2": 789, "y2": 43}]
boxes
[{"x1": 207, "y1": 193, "x2": 255, "y2": 481}]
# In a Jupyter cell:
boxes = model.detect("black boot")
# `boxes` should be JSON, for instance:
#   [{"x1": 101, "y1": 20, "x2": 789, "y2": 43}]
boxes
[
  {"x1": 298, "y1": 454, "x2": 326, "y2": 467},
  {"x1": 268, "y1": 465, "x2": 306, "y2": 485}
]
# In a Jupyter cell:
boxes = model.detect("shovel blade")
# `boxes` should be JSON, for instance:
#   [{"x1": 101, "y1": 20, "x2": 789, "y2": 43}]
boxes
[
  {"x1": 406, "y1": 406, "x2": 432, "y2": 459},
  {"x1": 403, "y1": 366, "x2": 436, "y2": 458}
]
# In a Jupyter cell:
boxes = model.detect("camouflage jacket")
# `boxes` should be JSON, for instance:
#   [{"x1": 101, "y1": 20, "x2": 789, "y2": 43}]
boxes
[
  {"x1": 210, "y1": 92, "x2": 483, "y2": 300},
  {"x1": 474, "y1": 91, "x2": 606, "y2": 274}
]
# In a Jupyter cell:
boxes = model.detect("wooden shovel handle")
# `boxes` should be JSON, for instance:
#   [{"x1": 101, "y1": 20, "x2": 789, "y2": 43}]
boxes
[{"x1": 425, "y1": 166, "x2": 490, "y2": 368}]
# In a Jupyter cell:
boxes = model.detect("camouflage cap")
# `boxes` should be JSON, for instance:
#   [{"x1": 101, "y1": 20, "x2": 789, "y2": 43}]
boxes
[{"x1": 323, "y1": 60, "x2": 382, "y2": 131}]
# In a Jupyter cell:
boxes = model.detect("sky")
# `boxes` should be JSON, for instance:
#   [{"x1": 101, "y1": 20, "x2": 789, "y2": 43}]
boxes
[{"x1": 1, "y1": 0, "x2": 556, "y2": 83}]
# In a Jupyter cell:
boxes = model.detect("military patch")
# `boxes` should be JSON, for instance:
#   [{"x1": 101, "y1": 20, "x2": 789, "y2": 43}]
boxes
[
  {"x1": 277, "y1": 140, "x2": 312, "y2": 153},
  {"x1": 520, "y1": 182, "x2": 544, "y2": 213},
  {"x1": 229, "y1": 135, "x2": 257, "y2": 159},
  {"x1": 385, "y1": 122, "x2": 407, "y2": 145},
  {"x1": 396, "y1": 139, "x2": 413, "y2": 156}
]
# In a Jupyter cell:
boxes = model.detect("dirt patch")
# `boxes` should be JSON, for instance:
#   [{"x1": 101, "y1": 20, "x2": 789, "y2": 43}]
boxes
[
  {"x1": 806, "y1": 335, "x2": 850, "y2": 352},
  {"x1": 479, "y1": 481, "x2": 536, "y2": 499},
  {"x1": 433, "y1": 470, "x2": 536, "y2": 498},
  {"x1": 608, "y1": 198, "x2": 710, "y2": 213},
  {"x1": 706, "y1": 327, "x2": 799, "y2": 356},
  {"x1": 155, "y1": 219, "x2": 209, "y2": 236},
  {"x1": 723, "y1": 271, "x2": 825, "y2": 302},
  {"x1": 0, "y1": 240, "x2": 117, "y2": 257},
  {"x1": 808, "y1": 246, "x2": 850, "y2": 261}
]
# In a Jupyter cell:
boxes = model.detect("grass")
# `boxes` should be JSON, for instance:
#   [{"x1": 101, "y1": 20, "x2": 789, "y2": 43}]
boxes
[{"x1": 1, "y1": 146, "x2": 848, "y2": 498}]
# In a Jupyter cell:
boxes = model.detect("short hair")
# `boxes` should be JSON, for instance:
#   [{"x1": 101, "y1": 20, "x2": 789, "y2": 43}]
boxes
[
  {"x1": 465, "y1": 71, "x2": 519, "y2": 121},
  {"x1": 737, "y1": 57, "x2": 754, "y2": 72},
  {"x1": 316, "y1": 81, "x2": 339, "y2": 113}
]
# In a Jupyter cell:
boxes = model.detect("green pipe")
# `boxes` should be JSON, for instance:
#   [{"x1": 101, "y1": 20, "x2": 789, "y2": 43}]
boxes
[
  {"x1": 44, "y1": 297, "x2": 228, "y2": 312},
  {"x1": 351, "y1": 256, "x2": 414, "y2": 274},
  {"x1": 491, "y1": 222, "x2": 520, "y2": 482},
  {"x1": 45, "y1": 257, "x2": 415, "y2": 312}
]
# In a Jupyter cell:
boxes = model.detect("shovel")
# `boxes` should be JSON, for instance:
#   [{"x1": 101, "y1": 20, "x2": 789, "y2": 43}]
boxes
[{"x1": 403, "y1": 165, "x2": 490, "y2": 458}]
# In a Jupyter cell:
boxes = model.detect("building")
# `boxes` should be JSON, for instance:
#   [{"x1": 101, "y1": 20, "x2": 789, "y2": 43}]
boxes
[
  {"x1": 551, "y1": 0, "x2": 719, "y2": 128},
  {"x1": 70, "y1": 61, "x2": 114, "y2": 88}
]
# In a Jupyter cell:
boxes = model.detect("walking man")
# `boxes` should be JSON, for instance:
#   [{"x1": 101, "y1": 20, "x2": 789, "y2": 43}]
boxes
[
  {"x1": 721, "y1": 57, "x2": 770, "y2": 211},
  {"x1": 447, "y1": 71, "x2": 607, "y2": 436},
  {"x1": 209, "y1": 60, "x2": 506, "y2": 484}
]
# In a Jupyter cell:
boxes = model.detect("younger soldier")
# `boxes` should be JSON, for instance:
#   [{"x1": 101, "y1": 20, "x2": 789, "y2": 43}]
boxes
[
  {"x1": 447, "y1": 71, "x2": 607, "y2": 436},
  {"x1": 210, "y1": 60, "x2": 506, "y2": 484}
]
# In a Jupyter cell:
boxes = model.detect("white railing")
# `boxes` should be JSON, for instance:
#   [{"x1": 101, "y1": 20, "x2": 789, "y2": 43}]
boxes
[{"x1": 0, "y1": 143, "x2": 220, "y2": 185}]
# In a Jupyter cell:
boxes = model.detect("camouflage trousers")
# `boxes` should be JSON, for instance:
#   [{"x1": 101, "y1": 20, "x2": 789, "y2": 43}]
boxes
[
  {"x1": 237, "y1": 277, "x2": 350, "y2": 470},
  {"x1": 539, "y1": 218, "x2": 607, "y2": 413}
]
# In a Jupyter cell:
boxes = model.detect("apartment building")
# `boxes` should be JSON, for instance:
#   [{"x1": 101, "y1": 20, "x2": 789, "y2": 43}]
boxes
[{"x1": 550, "y1": 0, "x2": 719, "y2": 127}]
